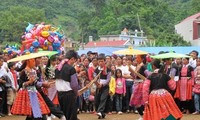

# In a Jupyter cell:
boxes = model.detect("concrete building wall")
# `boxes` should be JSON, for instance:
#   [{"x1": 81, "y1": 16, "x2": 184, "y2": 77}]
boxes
[
  {"x1": 191, "y1": 39, "x2": 200, "y2": 46},
  {"x1": 175, "y1": 19, "x2": 193, "y2": 42},
  {"x1": 100, "y1": 36, "x2": 119, "y2": 41}
]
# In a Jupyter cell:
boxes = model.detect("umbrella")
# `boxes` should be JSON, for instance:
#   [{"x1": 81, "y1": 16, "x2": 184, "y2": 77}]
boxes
[
  {"x1": 38, "y1": 51, "x2": 59, "y2": 57},
  {"x1": 7, "y1": 51, "x2": 58, "y2": 63},
  {"x1": 112, "y1": 46, "x2": 148, "y2": 55},
  {"x1": 151, "y1": 52, "x2": 190, "y2": 59}
]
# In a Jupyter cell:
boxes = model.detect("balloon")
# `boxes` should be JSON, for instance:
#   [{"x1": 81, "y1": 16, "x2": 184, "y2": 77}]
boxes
[
  {"x1": 8, "y1": 50, "x2": 13, "y2": 55},
  {"x1": 22, "y1": 39, "x2": 35, "y2": 45},
  {"x1": 43, "y1": 25, "x2": 51, "y2": 31},
  {"x1": 47, "y1": 41, "x2": 52, "y2": 46},
  {"x1": 48, "y1": 46, "x2": 53, "y2": 51},
  {"x1": 32, "y1": 40, "x2": 40, "y2": 48},
  {"x1": 55, "y1": 32, "x2": 63, "y2": 39},
  {"x1": 50, "y1": 27, "x2": 57, "y2": 32},
  {"x1": 21, "y1": 22, "x2": 65, "y2": 53},
  {"x1": 38, "y1": 37, "x2": 45, "y2": 46},
  {"x1": 44, "y1": 40, "x2": 48, "y2": 46},
  {"x1": 43, "y1": 46, "x2": 48, "y2": 50},
  {"x1": 25, "y1": 43, "x2": 32, "y2": 49},
  {"x1": 49, "y1": 31, "x2": 56, "y2": 36},
  {"x1": 53, "y1": 40, "x2": 61, "y2": 50},
  {"x1": 47, "y1": 35, "x2": 54, "y2": 43},
  {"x1": 61, "y1": 39, "x2": 65, "y2": 46},
  {"x1": 29, "y1": 46, "x2": 34, "y2": 53},
  {"x1": 26, "y1": 23, "x2": 34, "y2": 32},
  {"x1": 41, "y1": 31, "x2": 50, "y2": 38},
  {"x1": 25, "y1": 33, "x2": 33, "y2": 40}
]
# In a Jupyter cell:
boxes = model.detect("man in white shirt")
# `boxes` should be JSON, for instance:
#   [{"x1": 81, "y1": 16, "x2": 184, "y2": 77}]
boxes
[{"x1": 189, "y1": 50, "x2": 199, "y2": 69}]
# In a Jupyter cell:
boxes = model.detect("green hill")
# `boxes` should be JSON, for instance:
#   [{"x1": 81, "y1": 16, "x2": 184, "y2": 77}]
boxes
[{"x1": 0, "y1": 0, "x2": 199, "y2": 46}]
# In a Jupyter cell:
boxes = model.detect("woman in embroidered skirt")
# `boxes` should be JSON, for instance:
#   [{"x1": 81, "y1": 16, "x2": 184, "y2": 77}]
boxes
[
  {"x1": 45, "y1": 55, "x2": 59, "y2": 106},
  {"x1": 143, "y1": 59, "x2": 182, "y2": 120},
  {"x1": 11, "y1": 58, "x2": 50, "y2": 120},
  {"x1": 129, "y1": 55, "x2": 146, "y2": 120},
  {"x1": 174, "y1": 57, "x2": 194, "y2": 114}
]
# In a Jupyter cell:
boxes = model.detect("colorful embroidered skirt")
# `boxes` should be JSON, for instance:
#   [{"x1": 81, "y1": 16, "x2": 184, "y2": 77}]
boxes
[
  {"x1": 130, "y1": 82, "x2": 144, "y2": 106},
  {"x1": 174, "y1": 78, "x2": 192, "y2": 101},
  {"x1": 11, "y1": 88, "x2": 50, "y2": 118},
  {"x1": 144, "y1": 89, "x2": 182, "y2": 120}
]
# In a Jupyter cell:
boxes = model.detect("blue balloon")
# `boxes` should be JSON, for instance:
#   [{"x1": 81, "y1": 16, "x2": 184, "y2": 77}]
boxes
[
  {"x1": 55, "y1": 32, "x2": 63, "y2": 40},
  {"x1": 52, "y1": 41, "x2": 61, "y2": 50},
  {"x1": 7, "y1": 50, "x2": 13, "y2": 55},
  {"x1": 32, "y1": 40, "x2": 40, "y2": 48},
  {"x1": 26, "y1": 23, "x2": 34, "y2": 32},
  {"x1": 29, "y1": 46, "x2": 34, "y2": 53}
]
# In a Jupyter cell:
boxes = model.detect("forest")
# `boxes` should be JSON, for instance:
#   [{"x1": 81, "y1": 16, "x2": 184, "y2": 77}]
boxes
[{"x1": 0, "y1": 0, "x2": 200, "y2": 47}]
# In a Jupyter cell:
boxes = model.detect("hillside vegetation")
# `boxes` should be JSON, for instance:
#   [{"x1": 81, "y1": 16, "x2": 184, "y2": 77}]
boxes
[{"x1": 0, "y1": 0, "x2": 199, "y2": 46}]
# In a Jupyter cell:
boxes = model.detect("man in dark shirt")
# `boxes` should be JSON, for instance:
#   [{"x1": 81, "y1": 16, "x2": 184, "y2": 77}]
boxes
[
  {"x1": 55, "y1": 50, "x2": 79, "y2": 120},
  {"x1": 94, "y1": 54, "x2": 111, "y2": 119}
]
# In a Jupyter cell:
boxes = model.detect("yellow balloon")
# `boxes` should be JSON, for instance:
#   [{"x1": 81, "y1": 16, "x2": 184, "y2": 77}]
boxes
[
  {"x1": 43, "y1": 46, "x2": 48, "y2": 50},
  {"x1": 43, "y1": 25, "x2": 51, "y2": 31},
  {"x1": 50, "y1": 27, "x2": 57, "y2": 32},
  {"x1": 41, "y1": 31, "x2": 50, "y2": 38},
  {"x1": 47, "y1": 41, "x2": 52, "y2": 45}
]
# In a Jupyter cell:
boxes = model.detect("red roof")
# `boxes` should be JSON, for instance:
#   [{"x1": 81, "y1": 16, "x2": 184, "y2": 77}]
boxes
[
  {"x1": 85, "y1": 40, "x2": 128, "y2": 48},
  {"x1": 181, "y1": 12, "x2": 200, "y2": 23}
]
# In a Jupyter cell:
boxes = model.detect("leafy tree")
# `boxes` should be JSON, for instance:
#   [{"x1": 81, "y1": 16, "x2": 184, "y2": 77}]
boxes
[{"x1": 0, "y1": 6, "x2": 47, "y2": 43}]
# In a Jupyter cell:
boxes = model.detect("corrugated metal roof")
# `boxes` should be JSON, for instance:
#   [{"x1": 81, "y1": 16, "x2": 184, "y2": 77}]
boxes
[{"x1": 85, "y1": 40, "x2": 128, "y2": 48}]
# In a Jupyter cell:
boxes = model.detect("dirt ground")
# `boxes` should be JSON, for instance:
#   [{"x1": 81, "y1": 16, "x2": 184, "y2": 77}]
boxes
[{"x1": 0, "y1": 113, "x2": 199, "y2": 120}]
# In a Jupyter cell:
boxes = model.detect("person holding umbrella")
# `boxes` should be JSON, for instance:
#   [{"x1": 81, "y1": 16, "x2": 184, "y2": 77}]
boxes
[{"x1": 11, "y1": 58, "x2": 50, "y2": 119}]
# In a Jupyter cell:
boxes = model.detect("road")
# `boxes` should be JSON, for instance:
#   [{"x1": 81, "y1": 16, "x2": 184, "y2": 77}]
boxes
[{"x1": 0, "y1": 113, "x2": 199, "y2": 120}]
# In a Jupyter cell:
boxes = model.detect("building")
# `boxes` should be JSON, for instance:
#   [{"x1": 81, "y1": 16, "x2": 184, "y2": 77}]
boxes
[
  {"x1": 64, "y1": 38, "x2": 79, "y2": 51},
  {"x1": 84, "y1": 40, "x2": 132, "y2": 48},
  {"x1": 175, "y1": 12, "x2": 200, "y2": 46},
  {"x1": 85, "y1": 28, "x2": 147, "y2": 48}
]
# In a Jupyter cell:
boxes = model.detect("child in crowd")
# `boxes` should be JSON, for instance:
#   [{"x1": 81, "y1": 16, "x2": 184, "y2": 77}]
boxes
[
  {"x1": 108, "y1": 65, "x2": 116, "y2": 114},
  {"x1": 7, "y1": 62, "x2": 18, "y2": 116},
  {"x1": 88, "y1": 85, "x2": 96, "y2": 113},
  {"x1": 83, "y1": 87, "x2": 90, "y2": 113},
  {"x1": 115, "y1": 69, "x2": 126, "y2": 115}
]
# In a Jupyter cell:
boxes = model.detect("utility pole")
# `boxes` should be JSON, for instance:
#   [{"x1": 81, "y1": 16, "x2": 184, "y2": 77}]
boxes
[{"x1": 137, "y1": 13, "x2": 142, "y2": 31}]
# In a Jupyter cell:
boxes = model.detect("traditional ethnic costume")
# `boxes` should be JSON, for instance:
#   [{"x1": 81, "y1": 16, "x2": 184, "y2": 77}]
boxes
[
  {"x1": 46, "y1": 65, "x2": 59, "y2": 105},
  {"x1": 95, "y1": 66, "x2": 111, "y2": 119},
  {"x1": 129, "y1": 64, "x2": 146, "y2": 116},
  {"x1": 143, "y1": 70, "x2": 182, "y2": 120},
  {"x1": 11, "y1": 68, "x2": 50, "y2": 119},
  {"x1": 174, "y1": 64, "x2": 194, "y2": 112},
  {"x1": 55, "y1": 59, "x2": 79, "y2": 120}
]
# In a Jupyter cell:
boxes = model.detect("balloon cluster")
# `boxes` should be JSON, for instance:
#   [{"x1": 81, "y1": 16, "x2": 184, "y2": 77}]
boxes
[
  {"x1": 21, "y1": 22, "x2": 65, "y2": 54},
  {"x1": 3, "y1": 45, "x2": 20, "y2": 55}
]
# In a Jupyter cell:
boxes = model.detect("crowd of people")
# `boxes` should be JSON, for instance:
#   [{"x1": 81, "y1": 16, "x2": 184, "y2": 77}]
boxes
[{"x1": 0, "y1": 49, "x2": 199, "y2": 120}]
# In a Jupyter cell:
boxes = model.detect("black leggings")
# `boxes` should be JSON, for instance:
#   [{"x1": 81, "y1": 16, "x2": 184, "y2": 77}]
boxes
[{"x1": 136, "y1": 105, "x2": 144, "y2": 116}]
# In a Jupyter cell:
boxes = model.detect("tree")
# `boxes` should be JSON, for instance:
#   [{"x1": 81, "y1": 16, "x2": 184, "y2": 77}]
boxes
[{"x1": 0, "y1": 6, "x2": 47, "y2": 43}]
